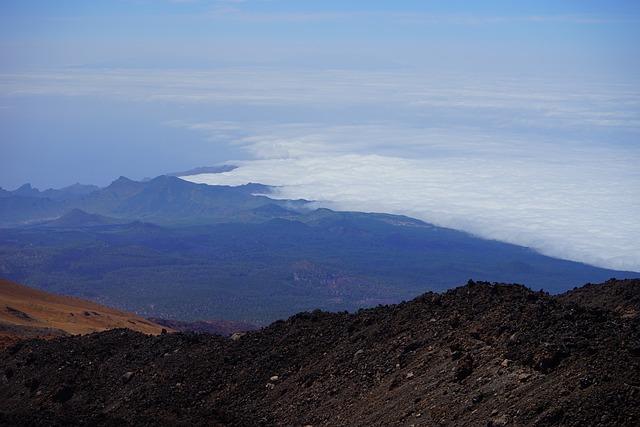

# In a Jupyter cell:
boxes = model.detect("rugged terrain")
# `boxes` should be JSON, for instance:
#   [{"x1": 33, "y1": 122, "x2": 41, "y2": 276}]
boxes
[
  {"x1": 147, "y1": 317, "x2": 257, "y2": 336},
  {"x1": 0, "y1": 278, "x2": 638, "y2": 426},
  {"x1": 2, "y1": 174, "x2": 637, "y2": 325}
]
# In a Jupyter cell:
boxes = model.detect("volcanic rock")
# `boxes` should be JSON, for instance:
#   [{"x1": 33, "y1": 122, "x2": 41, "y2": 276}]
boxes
[{"x1": 0, "y1": 279, "x2": 638, "y2": 426}]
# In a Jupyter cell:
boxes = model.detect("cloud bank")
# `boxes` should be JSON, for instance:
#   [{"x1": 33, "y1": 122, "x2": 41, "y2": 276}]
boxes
[
  {"x1": 172, "y1": 78, "x2": 640, "y2": 274},
  {"x1": 2, "y1": 67, "x2": 638, "y2": 272},
  {"x1": 182, "y1": 146, "x2": 640, "y2": 273},
  {"x1": 2, "y1": 1, "x2": 639, "y2": 275}
]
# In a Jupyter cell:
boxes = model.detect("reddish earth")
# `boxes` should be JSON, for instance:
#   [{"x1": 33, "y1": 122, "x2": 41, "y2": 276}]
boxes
[
  {"x1": 0, "y1": 278, "x2": 169, "y2": 348},
  {"x1": 0, "y1": 278, "x2": 638, "y2": 426}
]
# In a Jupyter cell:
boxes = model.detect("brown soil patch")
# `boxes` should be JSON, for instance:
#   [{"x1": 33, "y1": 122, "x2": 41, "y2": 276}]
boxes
[{"x1": 0, "y1": 278, "x2": 169, "y2": 338}]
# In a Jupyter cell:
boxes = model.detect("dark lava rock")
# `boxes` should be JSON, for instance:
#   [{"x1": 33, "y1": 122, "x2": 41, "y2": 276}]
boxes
[
  {"x1": 557, "y1": 278, "x2": 640, "y2": 317},
  {"x1": 147, "y1": 317, "x2": 258, "y2": 336},
  {"x1": 0, "y1": 279, "x2": 639, "y2": 426}
]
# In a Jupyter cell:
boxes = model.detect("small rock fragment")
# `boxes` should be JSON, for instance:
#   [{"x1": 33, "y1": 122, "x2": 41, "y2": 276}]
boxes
[
  {"x1": 230, "y1": 332, "x2": 246, "y2": 341},
  {"x1": 490, "y1": 414, "x2": 509, "y2": 426},
  {"x1": 122, "y1": 371, "x2": 134, "y2": 382},
  {"x1": 518, "y1": 372, "x2": 532, "y2": 382}
]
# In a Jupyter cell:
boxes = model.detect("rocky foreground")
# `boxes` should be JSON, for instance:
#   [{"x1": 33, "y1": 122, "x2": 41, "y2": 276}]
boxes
[{"x1": 1, "y1": 279, "x2": 639, "y2": 426}]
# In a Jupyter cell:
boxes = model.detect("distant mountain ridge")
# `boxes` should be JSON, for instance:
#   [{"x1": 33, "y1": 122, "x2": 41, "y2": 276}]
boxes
[
  {"x1": 1, "y1": 172, "x2": 638, "y2": 325},
  {"x1": 0, "y1": 183, "x2": 101, "y2": 201},
  {"x1": 0, "y1": 174, "x2": 299, "y2": 227}
]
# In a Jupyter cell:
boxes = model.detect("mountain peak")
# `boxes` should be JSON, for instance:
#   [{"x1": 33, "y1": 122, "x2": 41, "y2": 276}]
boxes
[
  {"x1": 110, "y1": 176, "x2": 135, "y2": 186},
  {"x1": 103, "y1": 176, "x2": 145, "y2": 194},
  {"x1": 13, "y1": 183, "x2": 40, "y2": 197}
]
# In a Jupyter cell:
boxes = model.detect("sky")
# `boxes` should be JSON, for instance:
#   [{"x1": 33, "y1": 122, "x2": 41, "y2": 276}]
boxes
[{"x1": 0, "y1": 0, "x2": 639, "y2": 272}]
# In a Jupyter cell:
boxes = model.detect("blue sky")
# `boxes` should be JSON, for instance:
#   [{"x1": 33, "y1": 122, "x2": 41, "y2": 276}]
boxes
[
  {"x1": 1, "y1": 0, "x2": 639, "y2": 271},
  {"x1": 1, "y1": 0, "x2": 639, "y2": 72}
]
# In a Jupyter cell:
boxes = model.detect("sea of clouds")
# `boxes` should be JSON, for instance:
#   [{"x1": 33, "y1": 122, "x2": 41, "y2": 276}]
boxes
[
  {"x1": 167, "y1": 69, "x2": 639, "y2": 273},
  {"x1": 180, "y1": 129, "x2": 640, "y2": 273},
  {"x1": 3, "y1": 67, "x2": 639, "y2": 272}
]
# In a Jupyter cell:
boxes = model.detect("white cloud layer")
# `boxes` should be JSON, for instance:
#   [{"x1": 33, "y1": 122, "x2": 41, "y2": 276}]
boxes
[
  {"x1": 2, "y1": 1, "x2": 639, "y2": 276},
  {"x1": 2, "y1": 67, "x2": 639, "y2": 272},
  {"x1": 160, "y1": 69, "x2": 639, "y2": 276},
  {"x1": 182, "y1": 148, "x2": 640, "y2": 272}
]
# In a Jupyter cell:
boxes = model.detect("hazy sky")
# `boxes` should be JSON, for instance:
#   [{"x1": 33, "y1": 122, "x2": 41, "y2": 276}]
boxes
[{"x1": 1, "y1": 1, "x2": 639, "y2": 271}]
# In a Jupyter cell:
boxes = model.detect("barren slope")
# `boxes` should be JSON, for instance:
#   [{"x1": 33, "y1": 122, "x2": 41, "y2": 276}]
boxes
[
  {"x1": 557, "y1": 278, "x2": 639, "y2": 318},
  {"x1": 0, "y1": 279, "x2": 638, "y2": 426},
  {"x1": 0, "y1": 278, "x2": 168, "y2": 339}
]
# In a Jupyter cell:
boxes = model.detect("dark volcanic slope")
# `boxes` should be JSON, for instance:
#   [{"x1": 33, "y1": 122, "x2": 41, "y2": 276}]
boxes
[
  {"x1": 1, "y1": 279, "x2": 639, "y2": 427},
  {"x1": 147, "y1": 317, "x2": 258, "y2": 336},
  {"x1": 557, "y1": 278, "x2": 640, "y2": 316}
]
